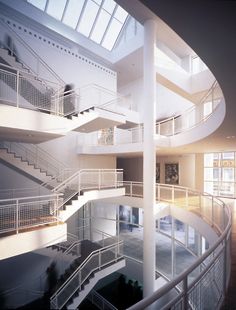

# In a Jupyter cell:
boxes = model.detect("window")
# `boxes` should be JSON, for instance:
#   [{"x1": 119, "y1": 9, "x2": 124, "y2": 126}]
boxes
[
  {"x1": 204, "y1": 152, "x2": 236, "y2": 197},
  {"x1": 26, "y1": 0, "x2": 129, "y2": 51}
]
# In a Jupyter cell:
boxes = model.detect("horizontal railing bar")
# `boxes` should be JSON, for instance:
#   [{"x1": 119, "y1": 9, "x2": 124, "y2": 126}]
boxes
[{"x1": 50, "y1": 240, "x2": 123, "y2": 298}]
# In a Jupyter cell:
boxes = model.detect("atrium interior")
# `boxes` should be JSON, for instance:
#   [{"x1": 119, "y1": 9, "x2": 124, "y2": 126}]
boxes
[{"x1": 0, "y1": 0, "x2": 235, "y2": 309}]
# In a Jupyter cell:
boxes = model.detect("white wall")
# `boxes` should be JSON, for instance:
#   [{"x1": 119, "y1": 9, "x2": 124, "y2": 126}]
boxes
[
  {"x1": 158, "y1": 154, "x2": 196, "y2": 188},
  {"x1": 39, "y1": 131, "x2": 116, "y2": 169},
  {"x1": 117, "y1": 154, "x2": 196, "y2": 188},
  {"x1": 0, "y1": 162, "x2": 42, "y2": 190},
  {"x1": 0, "y1": 16, "x2": 117, "y2": 91},
  {"x1": 118, "y1": 78, "x2": 193, "y2": 120},
  {"x1": 91, "y1": 201, "x2": 117, "y2": 240}
]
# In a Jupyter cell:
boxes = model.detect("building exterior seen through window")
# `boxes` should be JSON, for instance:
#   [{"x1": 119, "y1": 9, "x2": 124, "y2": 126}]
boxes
[{"x1": 204, "y1": 152, "x2": 235, "y2": 197}]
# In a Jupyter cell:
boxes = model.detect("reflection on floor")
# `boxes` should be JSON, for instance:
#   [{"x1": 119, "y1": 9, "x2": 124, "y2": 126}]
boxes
[{"x1": 119, "y1": 226, "x2": 197, "y2": 279}]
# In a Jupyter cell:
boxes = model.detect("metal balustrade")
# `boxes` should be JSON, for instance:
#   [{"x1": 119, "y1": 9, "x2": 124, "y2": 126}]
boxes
[
  {"x1": 0, "y1": 194, "x2": 62, "y2": 234},
  {"x1": 0, "y1": 17, "x2": 64, "y2": 85},
  {"x1": 0, "y1": 141, "x2": 68, "y2": 178},
  {"x1": 78, "y1": 81, "x2": 223, "y2": 146},
  {"x1": 87, "y1": 289, "x2": 118, "y2": 310},
  {"x1": 120, "y1": 181, "x2": 231, "y2": 310},
  {"x1": 0, "y1": 169, "x2": 124, "y2": 235},
  {"x1": 0, "y1": 64, "x2": 130, "y2": 117},
  {"x1": 52, "y1": 169, "x2": 124, "y2": 207},
  {"x1": 0, "y1": 64, "x2": 62, "y2": 114},
  {"x1": 50, "y1": 240, "x2": 124, "y2": 310}
]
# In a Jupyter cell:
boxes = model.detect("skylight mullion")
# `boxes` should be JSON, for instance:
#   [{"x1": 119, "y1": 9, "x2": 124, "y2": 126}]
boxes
[
  {"x1": 75, "y1": 0, "x2": 88, "y2": 31},
  {"x1": 61, "y1": 0, "x2": 70, "y2": 22},
  {"x1": 100, "y1": 3, "x2": 118, "y2": 46},
  {"x1": 111, "y1": 15, "x2": 129, "y2": 49},
  {"x1": 44, "y1": 0, "x2": 49, "y2": 12},
  {"x1": 88, "y1": 0, "x2": 105, "y2": 39}
]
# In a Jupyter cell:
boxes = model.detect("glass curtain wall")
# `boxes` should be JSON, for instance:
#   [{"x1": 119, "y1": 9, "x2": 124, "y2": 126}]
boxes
[{"x1": 204, "y1": 152, "x2": 235, "y2": 197}]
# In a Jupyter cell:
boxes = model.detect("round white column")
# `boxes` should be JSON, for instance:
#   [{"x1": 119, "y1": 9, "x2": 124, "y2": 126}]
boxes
[{"x1": 143, "y1": 19, "x2": 156, "y2": 300}]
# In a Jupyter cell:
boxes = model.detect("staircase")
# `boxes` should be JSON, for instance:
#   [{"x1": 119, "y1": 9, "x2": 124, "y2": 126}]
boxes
[
  {"x1": 0, "y1": 142, "x2": 68, "y2": 184},
  {"x1": 50, "y1": 239, "x2": 125, "y2": 309}
]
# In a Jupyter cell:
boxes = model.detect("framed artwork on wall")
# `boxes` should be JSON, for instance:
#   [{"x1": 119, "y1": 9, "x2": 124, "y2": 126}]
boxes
[
  {"x1": 156, "y1": 163, "x2": 160, "y2": 183},
  {"x1": 165, "y1": 163, "x2": 179, "y2": 184}
]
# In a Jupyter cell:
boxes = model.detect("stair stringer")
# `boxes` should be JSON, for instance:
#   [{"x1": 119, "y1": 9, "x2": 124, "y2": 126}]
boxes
[
  {"x1": 0, "y1": 148, "x2": 53, "y2": 183},
  {"x1": 59, "y1": 188, "x2": 125, "y2": 222},
  {"x1": 67, "y1": 258, "x2": 126, "y2": 309}
]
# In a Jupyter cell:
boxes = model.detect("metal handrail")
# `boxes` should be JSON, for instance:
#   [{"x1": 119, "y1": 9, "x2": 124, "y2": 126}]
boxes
[
  {"x1": 120, "y1": 182, "x2": 231, "y2": 310},
  {"x1": 127, "y1": 219, "x2": 231, "y2": 310},
  {"x1": 0, "y1": 18, "x2": 65, "y2": 85},
  {"x1": 50, "y1": 239, "x2": 123, "y2": 309},
  {"x1": 0, "y1": 141, "x2": 68, "y2": 178},
  {"x1": 79, "y1": 80, "x2": 222, "y2": 146}
]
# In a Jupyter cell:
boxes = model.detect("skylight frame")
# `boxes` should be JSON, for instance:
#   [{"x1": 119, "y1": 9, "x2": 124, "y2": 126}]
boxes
[{"x1": 26, "y1": 0, "x2": 129, "y2": 51}]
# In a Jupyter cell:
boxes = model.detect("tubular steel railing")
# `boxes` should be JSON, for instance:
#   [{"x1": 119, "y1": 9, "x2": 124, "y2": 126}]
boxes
[
  {"x1": 52, "y1": 168, "x2": 124, "y2": 207},
  {"x1": 0, "y1": 193, "x2": 62, "y2": 234},
  {"x1": 79, "y1": 81, "x2": 222, "y2": 146},
  {"x1": 0, "y1": 63, "x2": 62, "y2": 114},
  {"x1": 87, "y1": 289, "x2": 118, "y2": 310},
  {"x1": 50, "y1": 240, "x2": 124, "y2": 310},
  {"x1": 0, "y1": 169, "x2": 124, "y2": 235},
  {"x1": 0, "y1": 65, "x2": 130, "y2": 117},
  {"x1": 119, "y1": 181, "x2": 231, "y2": 310},
  {"x1": 0, "y1": 141, "x2": 68, "y2": 178},
  {"x1": 0, "y1": 17, "x2": 65, "y2": 85}
]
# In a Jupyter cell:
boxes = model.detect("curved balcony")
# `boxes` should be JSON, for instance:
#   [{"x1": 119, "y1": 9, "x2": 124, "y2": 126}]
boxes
[{"x1": 77, "y1": 81, "x2": 225, "y2": 154}]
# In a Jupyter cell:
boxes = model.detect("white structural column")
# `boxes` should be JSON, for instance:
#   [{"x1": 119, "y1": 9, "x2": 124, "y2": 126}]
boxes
[{"x1": 143, "y1": 19, "x2": 156, "y2": 299}]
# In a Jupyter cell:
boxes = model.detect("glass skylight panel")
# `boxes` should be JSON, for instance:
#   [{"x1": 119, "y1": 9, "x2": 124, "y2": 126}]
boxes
[
  {"x1": 27, "y1": 0, "x2": 47, "y2": 11},
  {"x1": 46, "y1": 0, "x2": 67, "y2": 21},
  {"x1": 102, "y1": 18, "x2": 123, "y2": 50},
  {"x1": 93, "y1": 0, "x2": 103, "y2": 4},
  {"x1": 27, "y1": 0, "x2": 130, "y2": 51},
  {"x1": 62, "y1": 0, "x2": 85, "y2": 28},
  {"x1": 103, "y1": 0, "x2": 116, "y2": 14},
  {"x1": 90, "y1": 9, "x2": 111, "y2": 43},
  {"x1": 77, "y1": 0, "x2": 100, "y2": 37},
  {"x1": 114, "y1": 6, "x2": 128, "y2": 23}
]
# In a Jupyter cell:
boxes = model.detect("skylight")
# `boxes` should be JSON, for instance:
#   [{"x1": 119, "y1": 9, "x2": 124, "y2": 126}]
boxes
[{"x1": 26, "y1": 0, "x2": 129, "y2": 51}]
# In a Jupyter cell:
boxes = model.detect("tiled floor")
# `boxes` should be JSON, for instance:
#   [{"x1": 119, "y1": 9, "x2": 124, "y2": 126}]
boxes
[{"x1": 119, "y1": 228, "x2": 197, "y2": 280}]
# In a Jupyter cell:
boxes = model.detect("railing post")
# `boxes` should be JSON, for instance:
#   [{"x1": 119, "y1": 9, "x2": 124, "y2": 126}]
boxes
[
  {"x1": 79, "y1": 270, "x2": 81, "y2": 290},
  {"x1": 115, "y1": 170, "x2": 117, "y2": 188},
  {"x1": 171, "y1": 186, "x2": 174, "y2": 204},
  {"x1": 211, "y1": 196, "x2": 214, "y2": 226},
  {"x1": 223, "y1": 238, "x2": 227, "y2": 297},
  {"x1": 130, "y1": 182, "x2": 133, "y2": 197},
  {"x1": 98, "y1": 170, "x2": 101, "y2": 190},
  {"x1": 186, "y1": 189, "x2": 189, "y2": 209},
  {"x1": 183, "y1": 276, "x2": 188, "y2": 309},
  {"x1": 172, "y1": 117, "x2": 175, "y2": 135},
  {"x1": 99, "y1": 251, "x2": 101, "y2": 270},
  {"x1": 16, "y1": 70, "x2": 20, "y2": 108},
  {"x1": 16, "y1": 199, "x2": 19, "y2": 234}
]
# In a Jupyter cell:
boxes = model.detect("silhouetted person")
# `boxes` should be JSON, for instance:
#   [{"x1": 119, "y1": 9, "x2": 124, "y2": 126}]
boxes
[{"x1": 63, "y1": 83, "x2": 75, "y2": 119}]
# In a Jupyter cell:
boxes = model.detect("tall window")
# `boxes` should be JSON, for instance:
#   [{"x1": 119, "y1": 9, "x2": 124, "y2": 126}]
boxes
[{"x1": 204, "y1": 152, "x2": 235, "y2": 197}]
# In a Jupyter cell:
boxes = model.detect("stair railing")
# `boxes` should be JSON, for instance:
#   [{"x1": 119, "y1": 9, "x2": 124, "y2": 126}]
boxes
[
  {"x1": 52, "y1": 168, "x2": 124, "y2": 207},
  {"x1": 0, "y1": 18, "x2": 65, "y2": 86},
  {"x1": 78, "y1": 83, "x2": 131, "y2": 113},
  {"x1": 0, "y1": 63, "x2": 62, "y2": 113},
  {"x1": 0, "y1": 141, "x2": 68, "y2": 178},
  {"x1": 50, "y1": 239, "x2": 124, "y2": 310},
  {"x1": 79, "y1": 80, "x2": 222, "y2": 146},
  {"x1": 0, "y1": 193, "x2": 62, "y2": 235},
  {"x1": 87, "y1": 289, "x2": 118, "y2": 310}
]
